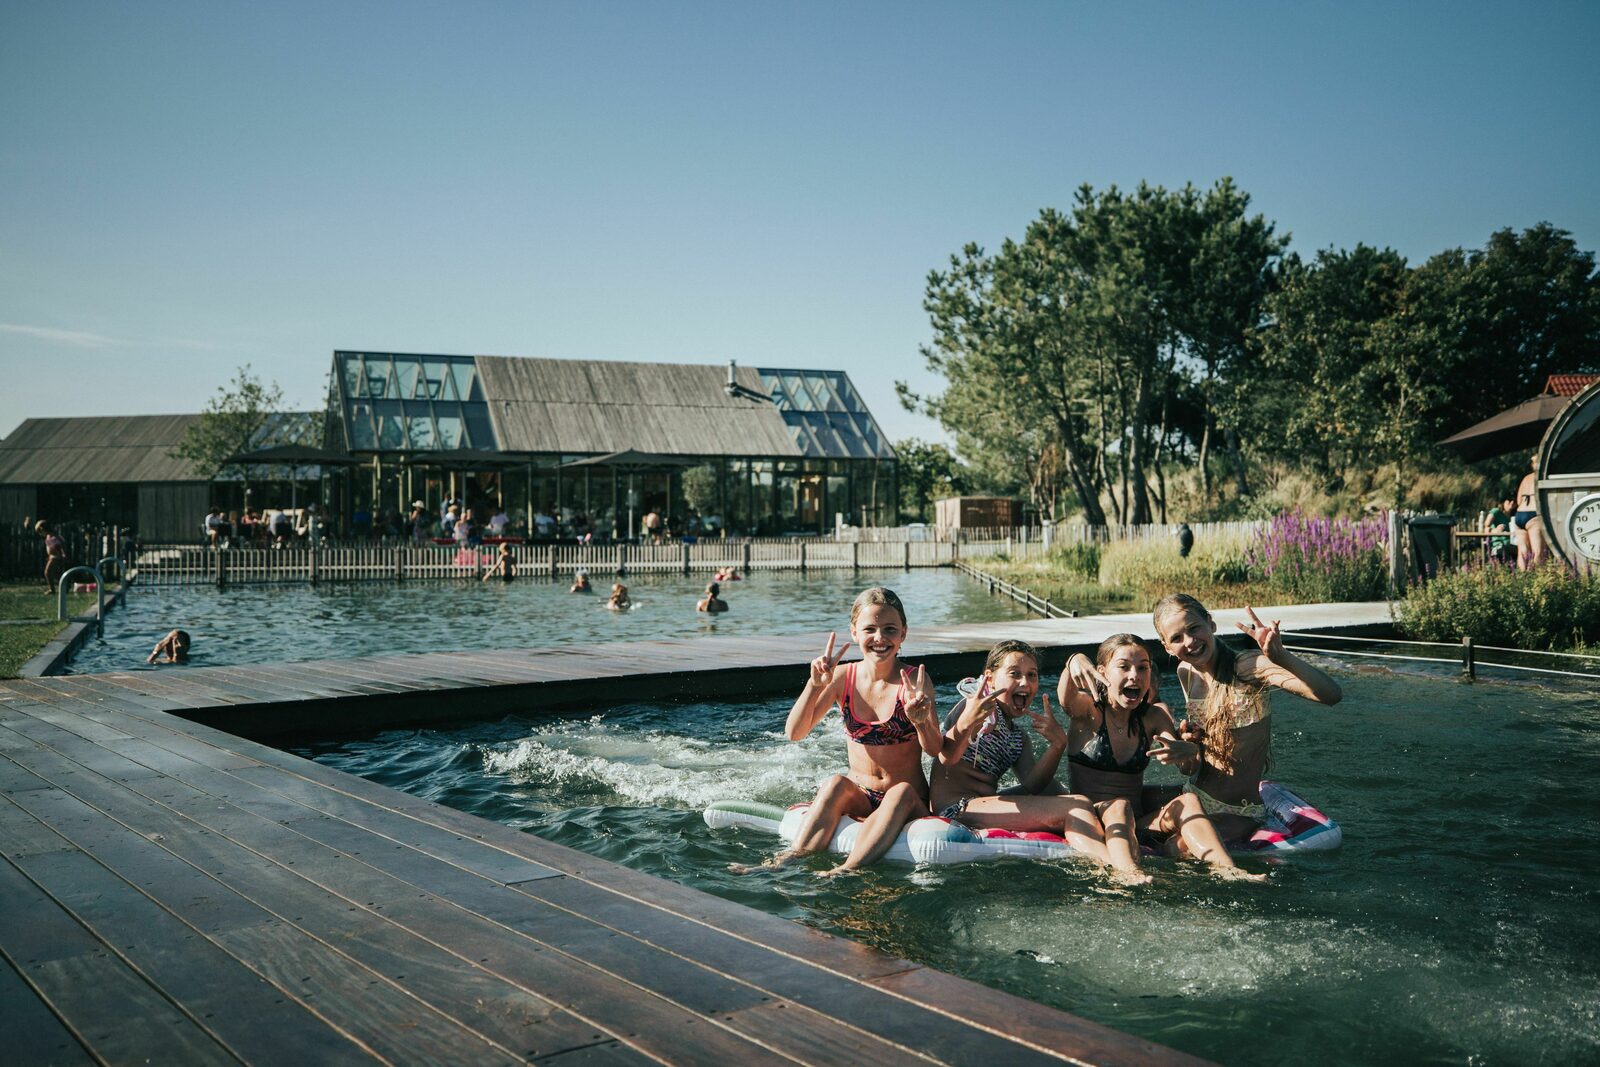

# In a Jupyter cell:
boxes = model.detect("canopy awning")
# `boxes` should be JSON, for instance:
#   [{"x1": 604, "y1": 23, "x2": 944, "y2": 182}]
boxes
[
  {"x1": 1437, "y1": 395, "x2": 1571, "y2": 463},
  {"x1": 399, "y1": 448, "x2": 526, "y2": 468},
  {"x1": 558, "y1": 450, "x2": 699, "y2": 473},
  {"x1": 223, "y1": 444, "x2": 362, "y2": 466}
]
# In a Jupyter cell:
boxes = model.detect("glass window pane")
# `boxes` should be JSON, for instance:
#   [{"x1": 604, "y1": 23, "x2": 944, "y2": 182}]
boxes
[
  {"x1": 378, "y1": 412, "x2": 407, "y2": 450},
  {"x1": 783, "y1": 374, "x2": 812, "y2": 410},
  {"x1": 396, "y1": 360, "x2": 420, "y2": 399},
  {"x1": 366, "y1": 359, "x2": 392, "y2": 399},
  {"x1": 450, "y1": 364, "x2": 476, "y2": 404},
  {"x1": 349, "y1": 402, "x2": 376, "y2": 449},
  {"x1": 763, "y1": 374, "x2": 791, "y2": 410},
  {"x1": 423, "y1": 361, "x2": 448, "y2": 399},
  {"x1": 463, "y1": 408, "x2": 495, "y2": 449},
  {"x1": 440, "y1": 366, "x2": 459, "y2": 401},
  {"x1": 407, "y1": 414, "x2": 436, "y2": 449},
  {"x1": 435, "y1": 414, "x2": 462, "y2": 449},
  {"x1": 342, "y1": 357, "x2": 362, "y2": 398},
  {"x1": 816, "y1": 375, "x2": 845, "y2": 412}
]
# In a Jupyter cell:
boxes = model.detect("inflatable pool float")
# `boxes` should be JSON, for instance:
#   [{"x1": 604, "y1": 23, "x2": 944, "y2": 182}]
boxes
[{"x1": 704, "y1": 780, "x2": 1339, "y2": 864}]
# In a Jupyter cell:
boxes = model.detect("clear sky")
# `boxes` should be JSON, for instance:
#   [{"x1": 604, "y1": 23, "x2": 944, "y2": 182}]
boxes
[{"x1": 2, "y1": 2, "x2": 1596, "y2": 444}]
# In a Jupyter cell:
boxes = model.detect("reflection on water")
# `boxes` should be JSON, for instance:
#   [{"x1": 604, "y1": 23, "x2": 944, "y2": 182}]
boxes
[
  {"x1": 68, "y1": 568, "x2": 1029, "y2": 673},
  {"x1": 297, "y1": 666, "x2": 1600, "y2": 1066}
]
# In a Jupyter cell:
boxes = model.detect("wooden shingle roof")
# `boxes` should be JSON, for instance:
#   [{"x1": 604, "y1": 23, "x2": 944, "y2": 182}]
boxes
[
  {"x1": 476, "y1": 357, "x2": 801, "y2": 457},
  {"x1": 0, "y1": 415, "x2": 204, "y2": 484}
]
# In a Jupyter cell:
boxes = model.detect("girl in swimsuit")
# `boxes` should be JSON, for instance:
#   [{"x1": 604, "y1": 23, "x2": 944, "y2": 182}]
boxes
[
  {"x1": 1059, "y1": 635, "x2": 1263, "y2": 880},
  {"x1": 606, "y1": 583, "x2": 631, "y2": 610},
  {"x1": 1151, "y1": 594, "x2": 1342, "y2": 844},
  {"x1": 929, "y1": 640, "x2": 1138, "y2": 882},
  {"x1": 732, "y1": 586, "x2": 941, "y2": 877}
]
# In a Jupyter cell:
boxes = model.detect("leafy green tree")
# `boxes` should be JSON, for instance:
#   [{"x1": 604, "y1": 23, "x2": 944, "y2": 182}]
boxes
[
  {"x1": 894, "y1": 439, "x2": 967, "y2": 522},
  {"x1": 170, "y1": 365, "x2": 285, "y2": 479}
]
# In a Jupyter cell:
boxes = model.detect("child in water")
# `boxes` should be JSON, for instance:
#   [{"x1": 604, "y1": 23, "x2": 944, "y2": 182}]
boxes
[
  {"x1": 147, "y1": 629, "x2": 191, "y2": 664},
  {"x1": 1151, "y1": 594, "x2": 1342, "y2": 842},
  {"x1": 606, "y1": 583, "x2": 631, "y2": 611},
  {"x1": 697, "y1": 582, "x2": 728, "y2": 613},
  {"x1": 733, "y1": 587, "x2": 941, "y2": 877},
  {"x1": 570, "y1": 570, "x2": 591, "y2": 593},
  {"x1": 1058, "y1": 634, "x2": 1263, "y2": 880},
  {"x1": 481, "y1": 543, "x2": 517, "y2": 582},
  {"x1": 931, "y1": 640, "x2": 1135, "y2": 881}
]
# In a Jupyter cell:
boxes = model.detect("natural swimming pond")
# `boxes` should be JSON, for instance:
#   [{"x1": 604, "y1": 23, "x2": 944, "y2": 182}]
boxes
[
  {"x1": 294, "y1": 665, "x2": 1600, "y2": 1066},
  {"x1": 67, "y1": 568, "x2": 1030, "y2": 673}
]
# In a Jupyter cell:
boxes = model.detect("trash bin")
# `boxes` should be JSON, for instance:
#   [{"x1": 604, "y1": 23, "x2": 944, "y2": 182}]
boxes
[{"x1": 1407, "y1": 515, "x2": 1456, "y2": 584}]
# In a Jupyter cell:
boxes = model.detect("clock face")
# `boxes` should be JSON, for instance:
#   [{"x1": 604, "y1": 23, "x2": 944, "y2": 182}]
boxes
[{"x1": 1569, "y1": 494, "x2": 1600, "y2": 562}]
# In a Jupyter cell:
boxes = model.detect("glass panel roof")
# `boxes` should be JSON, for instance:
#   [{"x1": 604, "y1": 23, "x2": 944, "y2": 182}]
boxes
[
  {"x1": 757, "y1": 368, "x2": 894, "y2": 459},
  {"x1": 331, "y1": 352, "x2": 498, "y2": 452}
]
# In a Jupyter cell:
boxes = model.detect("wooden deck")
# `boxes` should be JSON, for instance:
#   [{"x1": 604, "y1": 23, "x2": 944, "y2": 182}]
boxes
[{"x1": 0, "y1": 605, "x2": 1388, "y2": 1064}]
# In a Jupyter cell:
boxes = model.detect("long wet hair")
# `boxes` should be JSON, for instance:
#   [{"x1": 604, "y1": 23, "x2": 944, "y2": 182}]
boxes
[
  {"x1": 1093, "y1": 633, "x2": 1156, "y2": 736},
  {"x1": 1151, "y1": 593, "x2": 1262, "y2": 770},
  {"x1": 850, "y1": 586, "x2": 907, "y2": 629}
]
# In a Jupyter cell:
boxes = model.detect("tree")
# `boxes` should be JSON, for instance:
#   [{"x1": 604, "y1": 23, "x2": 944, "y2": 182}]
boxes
[
  {"x1": 170, "y1": 365, "x2": 286, "y2": 479},
  {"x1": 894, "y1": 439, "x2": 966, "y2": 522}
]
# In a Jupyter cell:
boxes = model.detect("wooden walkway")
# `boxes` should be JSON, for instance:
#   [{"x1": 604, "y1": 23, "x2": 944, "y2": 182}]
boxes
[{"x1": 0, "y1": 604, "x2": 1389, "y2": 1064}]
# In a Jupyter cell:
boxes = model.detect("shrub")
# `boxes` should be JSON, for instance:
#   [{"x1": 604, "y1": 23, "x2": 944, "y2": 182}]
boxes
[
  {"x1": 1397, "y1": 563, "x2": 1600, "y2": 650},
  {"x1": 1245, "y1": 511, "x2": 1387, "y2": 603}
]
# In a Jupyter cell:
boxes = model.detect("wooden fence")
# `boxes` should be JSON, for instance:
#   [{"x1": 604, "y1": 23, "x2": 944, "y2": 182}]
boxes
[{"x1": 127, "y1": 538, "x2": 973, "y2": 586}]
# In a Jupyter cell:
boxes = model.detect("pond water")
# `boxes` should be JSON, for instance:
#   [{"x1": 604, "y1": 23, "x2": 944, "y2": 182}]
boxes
[
  {"x1": 67, "y1": 568, "x2": 1030, "y2": 673},
  {"x1": 295, "y1": 665, "x2": 1600, "y2": 1066}
]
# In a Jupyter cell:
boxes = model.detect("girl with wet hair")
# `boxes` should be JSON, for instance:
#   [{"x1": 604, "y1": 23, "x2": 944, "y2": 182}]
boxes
[
  {"x1": 1057, "y1": 634, "x2": 1261, "y2": 879},
  {"x1": 1148, "y1": 593, "x2": 1341, "y2": 843}
]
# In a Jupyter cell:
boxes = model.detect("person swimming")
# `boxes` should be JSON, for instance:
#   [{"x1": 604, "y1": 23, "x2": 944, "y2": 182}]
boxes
[
  {"x1": 570, "y1": 570, "x2": 592, "y2": 593},
  {"x1": 147, "y1": 629, "x2": 191, "y2": 664},
  {"x1": 606, "y1": 583, "x2": 631, "y2": 610},
  {"x1": 697, "y1": 582, "x2": 728, "y2": 613}
]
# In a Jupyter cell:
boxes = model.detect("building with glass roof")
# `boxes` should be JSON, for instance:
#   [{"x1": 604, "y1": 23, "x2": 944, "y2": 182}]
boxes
[{"x1": 324, "y1": 351, "x2": 897, "y2": 537}]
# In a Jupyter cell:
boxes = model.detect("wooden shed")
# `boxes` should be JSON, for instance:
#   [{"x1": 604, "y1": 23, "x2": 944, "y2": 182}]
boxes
[{"x1": 935, "y1": 495, "x2": 1022, "y2": 529}]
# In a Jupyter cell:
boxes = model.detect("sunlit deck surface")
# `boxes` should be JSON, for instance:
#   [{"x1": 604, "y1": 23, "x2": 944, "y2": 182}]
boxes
[{"x1": 0, "y1": 606, "x2": 1387, "y2": 1065}]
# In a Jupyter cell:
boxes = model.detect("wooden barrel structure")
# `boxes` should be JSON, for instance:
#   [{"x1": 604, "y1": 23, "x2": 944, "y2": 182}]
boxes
[{"x1": 1536, "y1": 379, "x2": 1600, "y2": 573}]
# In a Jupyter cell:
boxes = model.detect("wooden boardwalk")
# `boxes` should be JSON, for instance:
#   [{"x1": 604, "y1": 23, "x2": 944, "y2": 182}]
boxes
[{"x1": 0, "y1": 604, "x2": 1388, "y2": 1064}]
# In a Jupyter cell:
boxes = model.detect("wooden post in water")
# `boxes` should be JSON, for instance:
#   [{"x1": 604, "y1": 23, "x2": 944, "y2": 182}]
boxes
[
  {"x1": 617, "y1": 543, "x2": 627, "y2": 576},
  {"x1": 681, "y1": 541, "x2": 690, "y2": 575},
  {"x1": 548, "y1": 547, "x2": 558, "y2": 580},
  {"x1": 742, "y1": 541, "x2": 752, "y2": 573},
  {"x1": 1461, "y1": 636, "x2": 1475, "y2": 680},
  {"x1": 215, "y1": 547, "x2": 227, "y2": 590},
  {"x1": 310, "y1": 544, "x2": 320, "y2": 586},
  {"x1": 799, "y1": 540, "x2": 807, "y2": 573},
  {"x1": 903, "y1": 541, "x2": 911, "y2": 571},
  {"x1": 852, "y1": 541, "x2": 859, "y2": 572}
]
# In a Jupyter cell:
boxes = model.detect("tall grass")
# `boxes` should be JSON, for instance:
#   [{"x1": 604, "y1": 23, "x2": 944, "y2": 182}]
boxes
[{"x1": 1397, "y1": 563, "x2": 1600, "y2": 651}]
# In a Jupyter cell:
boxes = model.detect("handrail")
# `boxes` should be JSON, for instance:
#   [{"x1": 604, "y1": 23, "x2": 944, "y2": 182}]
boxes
[
  {"x1": 57, "y1": 565, "x2": 105, "y2": 639},
  {"x1": 97, "y1": 555, "x2": 121, "y2": 584},
  {"x1": 1283, "y1": 629, "x2": 1600, "y2": 663}
]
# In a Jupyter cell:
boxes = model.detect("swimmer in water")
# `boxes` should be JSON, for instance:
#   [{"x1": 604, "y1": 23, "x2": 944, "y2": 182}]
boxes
[
  {"x1": 570, "y1": 570, "x2": 591, "y2": 593},
  {"x1": 697, "y1": 581, "x2": 728, "y2": 613},
  {"x1": 147, "y1": 629, "x2": 191, "y2": 664},
  {"x1": 481, "y1": 543, "x2": 517, "y2": 582},
  {"x1": 606, "y1": 582, "x2": 631, "y2": 610}
]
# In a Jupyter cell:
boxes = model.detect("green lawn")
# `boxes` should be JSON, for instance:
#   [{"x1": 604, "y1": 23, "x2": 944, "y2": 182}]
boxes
[{"x1": 0, "y1": 582, "x2": 101, "y2": 678}]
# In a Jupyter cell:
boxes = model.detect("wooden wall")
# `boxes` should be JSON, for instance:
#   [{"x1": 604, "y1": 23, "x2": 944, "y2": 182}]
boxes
[
  {"x1": 0, "y1": 485, "x2": 38, "y2": 529},
  {"x1": 137, "y1": 483, "x2": 212, "y2": 543}
]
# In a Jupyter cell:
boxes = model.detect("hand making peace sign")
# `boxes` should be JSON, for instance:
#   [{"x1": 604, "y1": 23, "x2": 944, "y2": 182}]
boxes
[
  {"x1": 1024, "y1": 693, "x2": 1068, "y2": 747},
  {"x1": 810, "y1": 631, "x2": 852, "y2": 688},
  {"x1": 1237, "y1": 605, "x2": 1285, "y2": 662},
  {"x1": 899, "y1": 665, "x2": 933, "y2": 725}
]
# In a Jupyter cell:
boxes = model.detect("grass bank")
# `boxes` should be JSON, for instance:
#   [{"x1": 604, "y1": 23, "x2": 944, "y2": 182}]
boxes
[{"x1": 0, "y1": 583, "x2": 97, "y2": 677}]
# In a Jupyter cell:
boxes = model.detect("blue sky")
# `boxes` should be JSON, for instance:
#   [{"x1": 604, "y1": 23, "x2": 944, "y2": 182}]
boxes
[{"x1": 2, "y1": 2, "x2": 1596, "y2": 444}]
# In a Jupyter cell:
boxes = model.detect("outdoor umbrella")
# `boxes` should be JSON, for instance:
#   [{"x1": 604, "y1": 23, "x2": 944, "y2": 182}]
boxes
[
  {"x1": 223, "y1": 444, "x2": 362, "y2": 512},
  {"x1": 1437, "y1": 394, "x2": 1571, "y2": 463},
  {"x1": 560, "y1": 450, "x2": 697, "y2": 540}
]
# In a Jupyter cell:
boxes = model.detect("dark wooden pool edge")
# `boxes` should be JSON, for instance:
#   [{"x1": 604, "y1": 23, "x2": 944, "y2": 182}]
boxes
[{"x1": 0, "y1": 606, "x2": 1391, "y2": 1065}]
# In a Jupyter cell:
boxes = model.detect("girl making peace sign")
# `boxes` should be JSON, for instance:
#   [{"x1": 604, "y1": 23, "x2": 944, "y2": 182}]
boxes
[{"x1": 732, "y1": 587, "x2": 941, "y2": 877}]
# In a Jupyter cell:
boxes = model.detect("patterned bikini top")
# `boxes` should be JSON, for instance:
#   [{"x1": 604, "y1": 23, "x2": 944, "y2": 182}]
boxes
[
  {"x1": 950, "y1": 696, "x2": 1024, "y2": 780},
  {"x1": 839, "y1": 663, "x2": 919, "y2": 746}
]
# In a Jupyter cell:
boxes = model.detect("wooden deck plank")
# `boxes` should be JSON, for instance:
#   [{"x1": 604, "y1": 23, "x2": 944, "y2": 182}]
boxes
[
  {"x1": 0, "y1": 855, "x2": 238, "y2": 1066},
  {"x1": 0, "y1": 953, "x2": 97, "y2": 1067}
]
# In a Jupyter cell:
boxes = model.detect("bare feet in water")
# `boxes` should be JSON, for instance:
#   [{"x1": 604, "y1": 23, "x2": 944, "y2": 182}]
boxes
[
  {"x1": 728, "y1": 850, "x2": 799, "y2": 875},
  {"x1": 1112, "y1": 867, "x2": 1154, "y2": 887},
  {"x1": 1213, "y1": 865, "x2": 1268, "y2": 883}
]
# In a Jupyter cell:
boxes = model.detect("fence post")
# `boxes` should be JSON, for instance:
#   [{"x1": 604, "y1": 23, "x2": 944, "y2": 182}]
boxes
[
  {"x1": 742, "y1": 541, "x2": 752, "y2": 573},
  {"x1": 310, "y1": 544, "x2": 319, "y2": 586},
  {"x1": 549, "y1": 547, "x2": 558, "y2": 580},
  {"x1": 617, "y1": 543, "x2": 627, "y2": 576},
  {"x1": 903, "y1": 541, "x2": 911, "y2": 571},
  {"x1": 682, "y1": 542, "x2": 690, "y2": 575},
  {"x1": 1461, "y1": 636, "x2": 1475, "y2": 680},
  {"x1": 216, "y1": 547, "x2": 227, "y2": 590},
  {"x1": 394, "y1": 547, "x2": 404, "y2": 581},
  {"x1": 799, "y1": 540, "x2": 807, "y2": 573},
  {"x1": 852, "y1": 541, "x2": 860, "y2": 572},
  {"x1": 1387, "y1": 509, "x2": 1406, "y2": 597}
]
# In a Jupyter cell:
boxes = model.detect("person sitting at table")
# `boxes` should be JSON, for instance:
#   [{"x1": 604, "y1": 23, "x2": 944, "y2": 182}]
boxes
[
  {"x1": 1485, "y1": 493, "x2": 1516, "y2": 565},
  {"x1": 488, "y1": 507, "x2": 510, "y2": 537}
]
